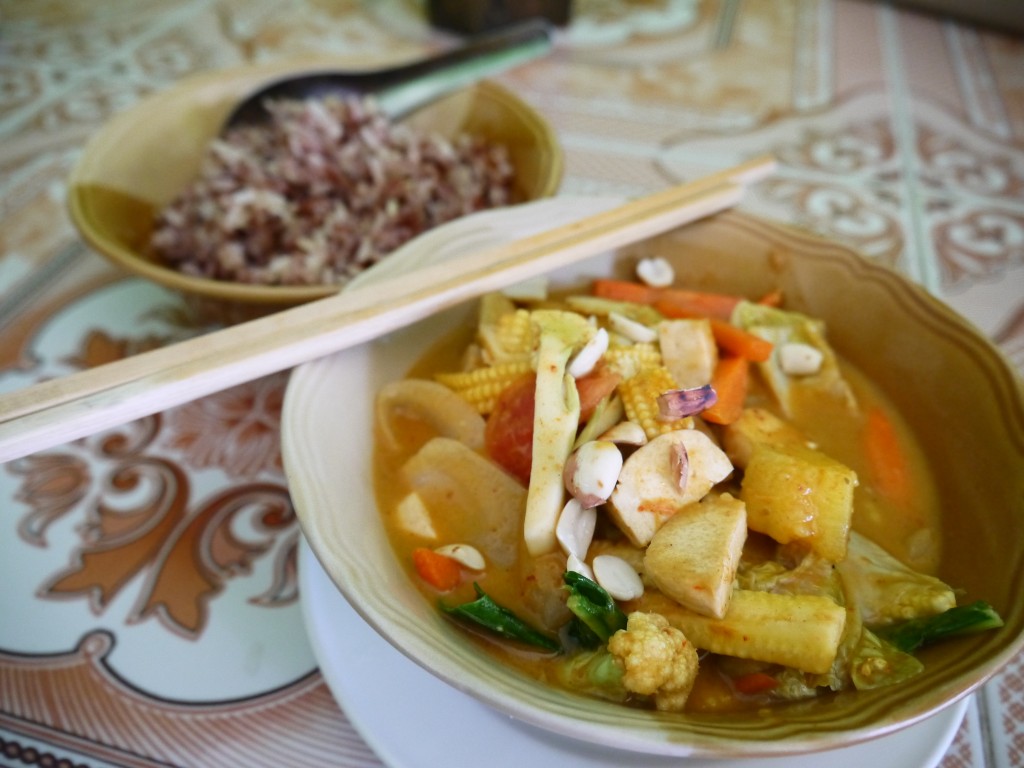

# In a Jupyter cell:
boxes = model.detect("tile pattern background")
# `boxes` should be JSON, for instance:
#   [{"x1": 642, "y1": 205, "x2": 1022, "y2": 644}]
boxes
[{"x1": 0, "y1": 1, "x2": 1021, "y2": 766}]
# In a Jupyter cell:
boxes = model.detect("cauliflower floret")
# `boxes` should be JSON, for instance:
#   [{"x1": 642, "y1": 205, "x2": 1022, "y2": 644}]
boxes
[{"x1": 606, "y1": 611, "x2": 699, "y2": 712}]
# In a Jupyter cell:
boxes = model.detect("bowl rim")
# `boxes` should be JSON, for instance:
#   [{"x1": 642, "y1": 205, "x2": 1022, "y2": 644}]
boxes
[
  {"x1": 66, "y1": 59, "x2": 564, "y2": 305},
  {"x1": 283, "y1": 198, "x2": 1024, "y2": 758},
  {"x1": 297, "y1": 535, "x2": 973, "y2": 766}
]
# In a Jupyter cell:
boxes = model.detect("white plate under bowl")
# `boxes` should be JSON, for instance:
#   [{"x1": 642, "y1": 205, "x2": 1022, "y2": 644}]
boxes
[{"x1": 298, "y1": 539, "x2": 967, "y2": 768}]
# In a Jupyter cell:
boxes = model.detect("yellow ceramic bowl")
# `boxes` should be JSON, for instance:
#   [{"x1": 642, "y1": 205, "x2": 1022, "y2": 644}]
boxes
[
  {"x1": 283, "y1": 198, "x2": 1024, "y2": 758},
  {"x1": 67, "y1": 61, "x2": 563, "y2": 306}
]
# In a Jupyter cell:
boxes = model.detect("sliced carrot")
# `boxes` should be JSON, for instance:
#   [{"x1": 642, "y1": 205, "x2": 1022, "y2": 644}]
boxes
[
  {"x1": 707, "y1": 319, "x2": 774, "y2": 362},
  {"x1": 757, "y1": 288, "x2": 784, "y2": 307},
  {"x1": 656, "y1": 288, "x2": 741, "y2": 320},
  {"x1": 702, "y1": 356, "x2": 749, "y2": 425},
  {"x1": 592, "y1": 278, "x2": 659, "y2": 304},
  {"x1": 593, "y1": 279, "x2": 741, "y2": 320},
  {"x1": 733, "y1": 672, "x2": 779, "y2": 695},
  {"x1": 863, "y1": 405, "x2": 913, "y2": 509},
  {"x1": 412, "y1": 547, "x2": 462, "y2": 591},
  {"x1": 652, "y1": 298, "x2": 695, "y2": 319}
]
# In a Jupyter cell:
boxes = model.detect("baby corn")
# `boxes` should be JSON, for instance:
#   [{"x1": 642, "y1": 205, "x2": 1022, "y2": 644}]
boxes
[
  {"x1": 604, "y1": 342, "x2": 662, "y2": 380},
  {"x1": 435, "y1": 359, "x2": 533, "y2": 414},
  {"x1": 479, "y1": 307, "x2": 536, "y2": 364},
  {"x1": 669, "y1": 590, "x2": 848, "y2": 675},
  {"x1": 618, "y1": 364, "x2": 693, "y2": 439},
  {"x1": 640, "y1": 590, "x2": 847, "y2": 676}
]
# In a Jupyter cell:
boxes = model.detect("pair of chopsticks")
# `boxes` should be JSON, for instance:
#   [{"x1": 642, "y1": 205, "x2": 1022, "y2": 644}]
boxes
[{"x1": 0, "y1": 155, "x2": 775, "y2": 463}]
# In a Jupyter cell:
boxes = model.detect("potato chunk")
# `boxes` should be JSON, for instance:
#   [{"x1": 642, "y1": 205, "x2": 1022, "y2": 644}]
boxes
[
  {"x1": 720, "y1": 407, "x2": 808, "y2": 469},
  {"x1": 739, "y1": 443, "x2": 858, "y2": 563},
  {"x1": 644, "y1": 493, "x2": 747, "y2": 619}
]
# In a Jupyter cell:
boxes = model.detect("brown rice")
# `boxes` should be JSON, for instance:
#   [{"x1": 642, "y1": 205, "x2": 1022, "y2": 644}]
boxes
[{"x1": 148, "y1": 95, "x2": 515, "y2": 287}]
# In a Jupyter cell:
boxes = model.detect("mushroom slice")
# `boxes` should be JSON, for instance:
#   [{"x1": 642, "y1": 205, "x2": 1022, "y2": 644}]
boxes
[{"x1": 607, "y1": 429, "x2": 733, "y2": 547}]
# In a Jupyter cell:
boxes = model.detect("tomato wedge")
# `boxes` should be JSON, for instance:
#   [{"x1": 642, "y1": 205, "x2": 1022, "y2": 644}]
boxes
[
  {"x1": 576, "y1": 367, "x2": 621, "y2": 422},
  {"x1": 484, "y1": 367, "x2": 621, "y2": 485},
  {"x1": 484, "y1": 373, "x2": 536, "y2": 485}
]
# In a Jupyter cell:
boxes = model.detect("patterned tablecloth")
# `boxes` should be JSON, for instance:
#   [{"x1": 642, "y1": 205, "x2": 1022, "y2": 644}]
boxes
[{"x1": 1, "y1": 1, "x2": 1021, "y2": 766}]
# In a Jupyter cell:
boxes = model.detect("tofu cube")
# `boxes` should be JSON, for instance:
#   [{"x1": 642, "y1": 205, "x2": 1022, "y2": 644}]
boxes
[
  {"x1": 644, "y1": 493, "x2": 747, "y2": 619},
  {"x1": 658, "y1": 318, "x2": 718, "y2": 388}
]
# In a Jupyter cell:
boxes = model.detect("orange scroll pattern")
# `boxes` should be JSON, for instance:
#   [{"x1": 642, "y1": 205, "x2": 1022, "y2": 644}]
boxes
[
  {"x1": 9, "y1": 340, "x2": 297, "y2": 640},
  {"x1": 11, "y1": 399, "x2": 296, "y2": 638}
]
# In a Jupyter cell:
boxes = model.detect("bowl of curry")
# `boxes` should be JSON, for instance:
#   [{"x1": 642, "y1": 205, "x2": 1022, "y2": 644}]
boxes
[{"x1": 282, "y1": 197, "x2": 1024, "y2": 758}]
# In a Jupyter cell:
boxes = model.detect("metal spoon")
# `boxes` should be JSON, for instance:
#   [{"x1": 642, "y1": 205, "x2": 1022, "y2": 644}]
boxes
[{"x1": 222, "y1": 19, "x2": 555, "y2": 131}]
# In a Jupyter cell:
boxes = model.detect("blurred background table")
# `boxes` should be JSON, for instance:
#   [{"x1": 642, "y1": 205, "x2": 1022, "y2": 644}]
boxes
[{"x1": 0, "y1": 1, "x2": 1021, "y2": 766}]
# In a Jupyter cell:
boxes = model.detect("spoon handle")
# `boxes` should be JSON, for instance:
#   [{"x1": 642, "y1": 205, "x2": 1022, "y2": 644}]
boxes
[
  {"x1": 223, "y1": 19, "x2": 555, "y2": 129},
  {"x1": 374, "y1": 18, "x2": 555, "y2": 117}
]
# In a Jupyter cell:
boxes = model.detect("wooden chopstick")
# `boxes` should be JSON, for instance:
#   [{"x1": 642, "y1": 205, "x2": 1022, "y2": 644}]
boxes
[{"x1": 0, "y1": 155, "x2": 775, "y2": 462}]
